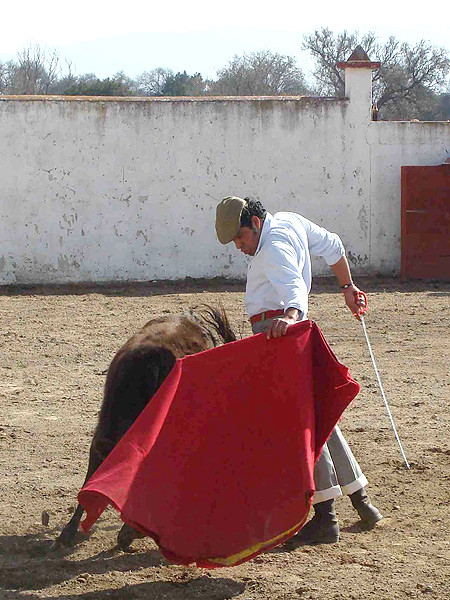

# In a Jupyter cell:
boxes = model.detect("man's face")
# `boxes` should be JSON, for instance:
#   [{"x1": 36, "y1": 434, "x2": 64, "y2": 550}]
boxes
[{"x1": 232, "y1": 218, "x2": 261, "y2": 256}]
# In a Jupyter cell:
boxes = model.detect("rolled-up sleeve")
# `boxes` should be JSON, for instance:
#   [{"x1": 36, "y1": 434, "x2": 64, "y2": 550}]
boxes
[
  {"x1": 303, "y1": 218, "x2": 345, "y2": 266},
  {"x1": 262, "y1": 238, "x2": 309, "y2": 316}
]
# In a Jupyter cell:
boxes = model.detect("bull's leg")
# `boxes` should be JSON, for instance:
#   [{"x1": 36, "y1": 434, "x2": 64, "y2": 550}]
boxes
[
  {"x1": 53, "y1": 435, "x2": 110, "y2": 549},
  {"x1": 53, "y1": 503, "x2": 85, "y2": 549},
  {"x1": 117, "y1": 523, "x2": 146, "y2": 551}
]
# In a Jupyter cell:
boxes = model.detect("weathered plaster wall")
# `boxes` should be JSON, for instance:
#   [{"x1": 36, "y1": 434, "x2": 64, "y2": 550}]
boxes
[
  {"x1": 368, "y1": 122, "x2": 450, "y2": 273},
  {"x1": 0, "y1": 92, "x2": 449, "y2": 285}
]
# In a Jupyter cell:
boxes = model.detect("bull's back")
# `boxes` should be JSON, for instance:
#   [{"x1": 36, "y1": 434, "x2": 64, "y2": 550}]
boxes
[
  {"x1": 95, "y1": 315, "x2": 213, "y2": 444},
  {"x1": 120, "y1": 315, "x2": 215, "y2": 358}
]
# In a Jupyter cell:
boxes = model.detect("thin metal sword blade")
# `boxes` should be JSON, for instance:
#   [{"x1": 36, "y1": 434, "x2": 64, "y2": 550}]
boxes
[{"x1": 360, "y1": 315, "x2": 410, "y2": 469}]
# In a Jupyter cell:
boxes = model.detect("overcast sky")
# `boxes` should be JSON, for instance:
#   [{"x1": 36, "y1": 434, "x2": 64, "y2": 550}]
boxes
[{"x1": 2, "y1": 1, "x2": 449, "y2": 80}]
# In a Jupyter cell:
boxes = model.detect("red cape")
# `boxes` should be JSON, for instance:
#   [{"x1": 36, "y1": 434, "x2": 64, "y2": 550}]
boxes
[{"x1": 79, "y1": 321, "x2": 359, "y2": 567}]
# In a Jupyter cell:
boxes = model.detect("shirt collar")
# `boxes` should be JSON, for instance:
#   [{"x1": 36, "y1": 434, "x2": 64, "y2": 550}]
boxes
[{"x1": 255, "y1": 212, "x2": 274, "y2": 255}]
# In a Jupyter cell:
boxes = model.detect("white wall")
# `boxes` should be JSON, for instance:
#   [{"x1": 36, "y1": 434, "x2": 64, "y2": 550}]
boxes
[{"x1": 0, "y1": 85, "x2": 449, "y2": 285}]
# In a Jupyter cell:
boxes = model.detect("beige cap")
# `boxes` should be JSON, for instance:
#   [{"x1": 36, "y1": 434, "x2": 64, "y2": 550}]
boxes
[{"x1": 215, "y1": 196, "x2": 247, "y2": 244}]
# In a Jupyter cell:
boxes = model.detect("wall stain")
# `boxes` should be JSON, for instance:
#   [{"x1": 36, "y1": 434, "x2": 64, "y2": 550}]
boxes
[
  {"x1": 62, "y1": 213, "x2": 77, "y2": 225},
  {"x1": 347, "y1": 251, "x2": 369, "y2": 266},
  {"x1": 322, "y1": 167, "x2": 331, "y2": 180},
  {"x1": 57, "y1": 254, "x2": 80, "y2": 272},
  {"x1": 41, "y1": 168, "x2": 57, "y2": 181},
  {"x1": 357, "y1": 205, "x2": 368, "y2": 236},
  {"x1": 136, "y1": 230, "x2": 149, "y2": 243},
  {"x1": 120, "y1": 194, "x2": 132, "y2": 207}
]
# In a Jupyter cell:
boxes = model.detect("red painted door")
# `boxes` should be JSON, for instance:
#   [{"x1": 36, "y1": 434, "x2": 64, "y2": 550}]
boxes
[{"x1": 401, "y1": 164, "x2": 450, "y2": 281}]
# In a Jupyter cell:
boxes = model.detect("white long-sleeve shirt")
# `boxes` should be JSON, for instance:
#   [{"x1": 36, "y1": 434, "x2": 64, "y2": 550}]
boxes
[{"x1": 245, "y1": 212, "x2": 345, "y2": 319}]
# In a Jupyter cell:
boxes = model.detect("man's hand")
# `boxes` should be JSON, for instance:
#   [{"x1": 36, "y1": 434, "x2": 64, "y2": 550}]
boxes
[
  {"x1": 343, "y1": 284, "x2": 366, "y2": 321},
  {"x1": 266, "y1": 314, "x2": 298, "y2": 339},
  {"x1": 330, "y1": 257, "x2": 366, "y2": 320}
]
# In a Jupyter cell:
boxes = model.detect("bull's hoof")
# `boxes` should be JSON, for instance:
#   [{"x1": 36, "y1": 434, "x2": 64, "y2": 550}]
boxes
[
  {"x1": 50, "y1": 528, "x2": 76, "y2": 551},
  {"x1": 117, "y1": 524, "x2": 145, "y2": 551}
]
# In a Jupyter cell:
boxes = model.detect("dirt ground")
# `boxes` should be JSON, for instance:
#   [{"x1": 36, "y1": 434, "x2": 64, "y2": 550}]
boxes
[{"x1": 0, "y1": 277, "x2": 449, "y2": 600}]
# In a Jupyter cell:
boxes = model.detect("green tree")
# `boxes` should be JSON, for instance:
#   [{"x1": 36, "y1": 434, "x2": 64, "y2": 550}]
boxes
[
  {"x1": 63, "y1": 71, "x2": 135, "y2": 96},
  {"x1": 303, "y1": 28, "x2": 450, "y2": 120},
  {"x1": 161, "y1": 71, "x2": 206, "y2": 96},
  {"x1": 211, "y1": 50, "x2": 308, "y2": 96},
  {"x1": 436, "y1": 91, "x2": 450, "y2": 119}
]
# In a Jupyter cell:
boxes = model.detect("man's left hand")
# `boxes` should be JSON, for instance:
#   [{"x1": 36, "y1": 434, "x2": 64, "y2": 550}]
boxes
[{"x1": 343, "y1": 284, "x2": 366, "y2": 321}]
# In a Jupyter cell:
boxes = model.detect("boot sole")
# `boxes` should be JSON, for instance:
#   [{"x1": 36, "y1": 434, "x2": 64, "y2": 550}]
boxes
[
  {"x1": 285, "y1": 534, "x2": 339, "y2": 549},
  {"x1": 360, "y1": 512, "x2": 383, "y2": 529},
  {"x1": 303, "y1": 536, "x2": 339, "y2": 545},
  {"x1": 293, "y1": 532, "x2": 339, "y2": 545}
]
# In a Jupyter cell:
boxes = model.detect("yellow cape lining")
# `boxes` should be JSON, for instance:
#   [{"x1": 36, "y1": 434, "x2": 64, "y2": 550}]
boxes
[{"x1": 207, "y1": 514, "x2": 309, "y2": 567}]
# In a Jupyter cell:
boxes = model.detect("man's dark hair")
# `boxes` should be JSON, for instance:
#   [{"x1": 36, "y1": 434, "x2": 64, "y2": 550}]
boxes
[{"x1": 240, "y1": 198, "x2": 267, "y2": 228}]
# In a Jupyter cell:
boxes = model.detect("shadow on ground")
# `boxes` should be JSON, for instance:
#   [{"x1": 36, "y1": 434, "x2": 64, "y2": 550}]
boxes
[
  {"x1": 1, "y1": 576, "x2": 246, "y2": 600},
  {"x1": 0, "y1": 531, "x2": 164, "y2": 591},
  {"x1": 0, "y1": 531, "x2": 246, "y2": 599},
  {"x1": 1, "y1": 277, "x2": 448, "y2": 298}
]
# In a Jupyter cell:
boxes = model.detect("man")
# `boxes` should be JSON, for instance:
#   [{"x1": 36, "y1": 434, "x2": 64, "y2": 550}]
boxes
[{"x1": 215, "y1": 196, "x2": 382, "y2": 544}]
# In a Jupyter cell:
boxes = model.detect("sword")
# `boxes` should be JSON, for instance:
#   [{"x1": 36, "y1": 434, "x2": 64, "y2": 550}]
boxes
[{"x1": 357, "y1": 293, "x2": 410, "y2": 469}]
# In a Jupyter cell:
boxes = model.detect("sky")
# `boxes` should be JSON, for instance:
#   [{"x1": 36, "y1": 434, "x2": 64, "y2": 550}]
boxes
[{"x1": 1, "y1": 1, "x2": 449, "y2": 81}]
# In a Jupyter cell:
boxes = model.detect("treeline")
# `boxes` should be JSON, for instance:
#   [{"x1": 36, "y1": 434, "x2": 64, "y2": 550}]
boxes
[{"x1": 1, "y1": 29, "x2": 449, "y2": 121}]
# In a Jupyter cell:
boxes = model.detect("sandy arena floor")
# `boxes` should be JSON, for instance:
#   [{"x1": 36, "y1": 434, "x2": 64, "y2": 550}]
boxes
[{"x1": 0, "y1": 277, "x2": 449, "y2": 600}]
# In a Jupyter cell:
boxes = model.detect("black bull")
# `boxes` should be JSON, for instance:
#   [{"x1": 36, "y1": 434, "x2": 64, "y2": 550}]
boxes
[{"x1": 54, "y1": 306, "x2": 236, "y2": 550}]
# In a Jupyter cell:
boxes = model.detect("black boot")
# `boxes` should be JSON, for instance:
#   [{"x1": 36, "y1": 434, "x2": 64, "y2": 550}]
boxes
[
  {"x1": 294, "y1": 499, "x2": 339, "y2": 544},
  {"x1": 349, "y1": 488, "x2": 383, "y2": 528}
]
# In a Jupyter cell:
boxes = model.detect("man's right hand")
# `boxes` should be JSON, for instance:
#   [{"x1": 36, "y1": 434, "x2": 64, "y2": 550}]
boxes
[
  {"x1": 265, "y1": 315, "x2": 297, "y2": 339},
  {"x1": 265, "y1": 307, "x2": 300, "y2": 338}
]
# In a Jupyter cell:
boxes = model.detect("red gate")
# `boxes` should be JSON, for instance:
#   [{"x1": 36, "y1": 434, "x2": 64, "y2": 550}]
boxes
[{"x1": 401, "y1": 164, "x2": 450, "y2": 281}]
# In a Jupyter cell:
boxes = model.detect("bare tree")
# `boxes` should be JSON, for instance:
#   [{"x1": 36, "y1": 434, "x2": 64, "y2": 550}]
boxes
[
  {"x1": 6, "y1": 44, "x2": 63, "y2": 94},
  {"x1": 135, "y1": 68, "x2": 173, "y2": 96},
  {"x1": 303, "y1": 29, "x2": 450, "y2": 119},
  {"x1": 302, "y1": 29, "x2": 378, "y2": 96},
  {"x1": 210, "y1": 50, "x2": 308, "y2": 96},
  {"x1": 43, "y1": 48, "x2": 63, "y2": 93},
  {"x1": 375, "y1": 40, "x2": 450, "y2": 117},
  {"x1": 49, "y1": 59, "x2": 78, "y2": 94},
  {"x1": 0, "y1": 61, "x2": 12, "y2": 94}
]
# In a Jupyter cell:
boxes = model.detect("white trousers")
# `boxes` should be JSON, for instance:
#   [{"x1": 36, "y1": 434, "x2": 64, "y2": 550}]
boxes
[{"x1": 313, "y1": 425, "x2": 367, "y2": 504}]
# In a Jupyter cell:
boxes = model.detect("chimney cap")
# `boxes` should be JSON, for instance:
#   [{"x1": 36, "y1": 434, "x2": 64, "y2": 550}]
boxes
[
  {"x1": 347, "y1": 45, "x2": 371, "y2": 61},
  {"x1": 337, "y1": 45, "x2": 381, "y2": 70}
]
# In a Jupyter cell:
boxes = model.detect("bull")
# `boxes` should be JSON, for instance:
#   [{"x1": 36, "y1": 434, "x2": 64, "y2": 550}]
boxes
[{"x1": 54, "y1": 306, "x2": 236, "y2": 550}]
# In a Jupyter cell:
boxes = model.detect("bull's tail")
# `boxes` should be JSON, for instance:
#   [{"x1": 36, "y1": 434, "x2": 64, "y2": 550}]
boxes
[{"x1": 199, "y1": 304, "x2": 237, "y2": 344}]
